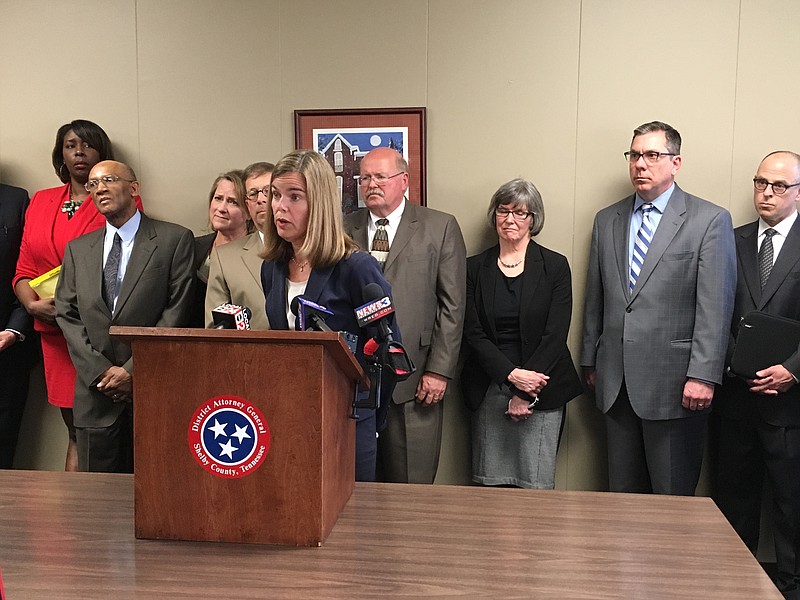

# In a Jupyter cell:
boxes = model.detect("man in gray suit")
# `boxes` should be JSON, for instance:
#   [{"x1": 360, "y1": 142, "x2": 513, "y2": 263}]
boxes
[
  {"x1": 56, "y1": 160, "x2": 194, "y2": 472},
  {"x1": 580, "y1": 121, "x2": 736, "y2": 495},
  {"x1": 344, "y1": 147, "x2": 466, "y2": 484}
]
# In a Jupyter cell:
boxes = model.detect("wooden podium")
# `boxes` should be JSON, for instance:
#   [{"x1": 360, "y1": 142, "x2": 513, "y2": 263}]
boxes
[{"x1": 111, "y1": 327, "x2": 365, "y2": 546}]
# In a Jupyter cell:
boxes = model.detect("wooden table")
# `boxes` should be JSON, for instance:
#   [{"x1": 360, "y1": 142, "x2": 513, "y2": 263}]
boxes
[{"x1": 0, "y1": 470, "x2": 781, "y2": 599}]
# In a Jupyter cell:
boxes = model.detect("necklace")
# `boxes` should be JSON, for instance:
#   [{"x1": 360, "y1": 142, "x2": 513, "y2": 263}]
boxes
[
  {"x1": 61, "y1": 185, "x2": 87, "y2": 219},
  {"x1": 61, "y1": 196, "x2": 84, "y2": 219},
  {"x1": 291, "y1": 256, "x2": 309, "y2": 272},
  {"x1": 498, "y1": 256, "x2": 524, "y2": 268}
]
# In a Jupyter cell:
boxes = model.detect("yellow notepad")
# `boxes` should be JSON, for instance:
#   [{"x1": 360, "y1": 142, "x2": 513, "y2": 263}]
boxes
[{"x1": 29, "y1": 266, "x2": 61, "y2": 299}]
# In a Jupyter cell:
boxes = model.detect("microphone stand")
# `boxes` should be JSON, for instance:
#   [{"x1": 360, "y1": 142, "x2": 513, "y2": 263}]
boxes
[{"x1": 351, "y1": 349, "x2": 384, "y2": 419}]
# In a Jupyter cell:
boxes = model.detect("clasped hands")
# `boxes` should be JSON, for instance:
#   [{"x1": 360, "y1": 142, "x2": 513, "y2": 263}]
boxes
[
  {"x1": 505, "y1": 368, "x2": 548, "y2": 422},
  {"x1": 96, "y1": 366, "x2": 133, "y2": 403}
]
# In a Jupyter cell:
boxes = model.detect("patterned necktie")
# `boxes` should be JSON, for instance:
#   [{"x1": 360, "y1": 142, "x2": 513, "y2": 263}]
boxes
[
  {"x1": 758, "y1": 228, "x2": 777, "y2": 288},
  {"x1": 370, "y1": 218, "x2": 390, "y2": 268},
  {"x1": 629, "y1": 203, "x2": 655, "y2": 292},
  {"x1": 103, "y1": 233, "x2": 122, "y2": 311}
]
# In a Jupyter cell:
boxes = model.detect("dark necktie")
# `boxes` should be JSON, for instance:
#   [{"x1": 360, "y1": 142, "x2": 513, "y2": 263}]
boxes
[
  {"x1": 629, "y1": 203, "x2": 655, "y2": 292},
  {"x1": 371, "y1": 218, "x2": 390, "y2": 268},
  {"x1": 758, "y1": 228, "x2": 777, "y2": 288},
  {"x1": 104, "y1": 233, "x2": 122, "y2": 311}
]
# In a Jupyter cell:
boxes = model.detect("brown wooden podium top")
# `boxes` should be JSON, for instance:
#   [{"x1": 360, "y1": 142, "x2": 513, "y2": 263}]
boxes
[{"x1": 110, "y1": 326, "x2": 365, "y2": 384}]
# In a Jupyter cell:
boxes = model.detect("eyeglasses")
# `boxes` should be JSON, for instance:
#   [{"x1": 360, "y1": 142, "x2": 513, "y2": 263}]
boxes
[
  {"x1": 495, "y1": 207, "x2": 533, "y2": 220},
  {"x1": 84, "y1": 175, "x2": 135, "y2": 191},
  {"x1": 753, "y1": 178, "x2": 800, "y2": 195},
  {"x1": 246, "y1": 187, "x2": 270, "y2": 201},
  {"x1": 358, "y1": 172, "x2": 405, "y2": 186},
  {"x1": 624, "y1": 151, "x2": 677, "y2": 165}
]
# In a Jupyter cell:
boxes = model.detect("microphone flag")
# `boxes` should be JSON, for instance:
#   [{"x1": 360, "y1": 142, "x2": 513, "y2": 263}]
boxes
[{"x1": 211, "y1": 304, "x2": 252, "y2": 330}]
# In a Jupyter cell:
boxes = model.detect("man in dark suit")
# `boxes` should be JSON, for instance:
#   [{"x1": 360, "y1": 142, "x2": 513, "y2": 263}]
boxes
[
  {"x1": 713, "y1": 151, "x2": 800, "y2": 599},
  {"x1": 581, "y1": 121, "x2": 736, "y2": 495},
  {"x1": 0, "y1": 183, "x2": 37, "y2": 468},
  {"x1": 55, "y1": 161, "x2": 194, "y2": 473},
  {"x1": 344, "y1": 147, "x2": 466, "y2": 484}
]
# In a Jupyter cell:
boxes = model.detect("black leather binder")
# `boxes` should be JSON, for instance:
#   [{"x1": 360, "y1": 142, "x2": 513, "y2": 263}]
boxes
[{"x1": 730, "y1": 311, "x2": 800, "y2": 379}]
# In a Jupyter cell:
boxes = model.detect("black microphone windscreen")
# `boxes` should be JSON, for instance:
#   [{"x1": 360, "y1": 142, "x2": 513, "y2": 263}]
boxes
[
  {"x1": 211, "y1": 304, "x2": 252, "y2": 330},
  {"x1": 363, "y1": 282, "x2": 385, "y2": 303},
  {"x1": 290, "y1": 295, "x2": 301, "y2": 316}
]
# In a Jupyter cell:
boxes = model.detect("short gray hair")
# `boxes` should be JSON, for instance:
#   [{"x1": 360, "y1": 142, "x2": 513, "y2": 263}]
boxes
[
  {"x1": 487, "y1": 178, "x2": 545, "y2": 236},
  {"x1": 632, "y1": 121, "x2": 681, "y2": 155}
]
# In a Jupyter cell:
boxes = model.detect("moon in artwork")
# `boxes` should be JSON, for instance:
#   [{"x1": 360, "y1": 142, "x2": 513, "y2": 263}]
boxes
[{"x1": 370, "y1": 135, "x2": 382, "y2": 146}]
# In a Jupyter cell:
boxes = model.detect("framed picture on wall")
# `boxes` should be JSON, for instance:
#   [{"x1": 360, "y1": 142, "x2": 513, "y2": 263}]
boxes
[{"x1": 294, "y1": 107, "x2": 426, "y2": 215}]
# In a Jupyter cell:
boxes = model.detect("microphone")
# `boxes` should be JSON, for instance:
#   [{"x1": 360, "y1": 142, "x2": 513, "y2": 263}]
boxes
[
  {"x1": 363, "y1": 337, "x2": 381, "y2": 357},
  {"x1": 290, "y1": 296, "x2": 334, "y2": 332},
  {"x1": 352, "y1": 285, "x2": 416, "y2": 416},
  {"x1": 356, "y1": 282, "x2": 413, "y2": 378},
  {"x1": 354, "y1": 282, "x2": 395, "y2": 342},
  {"x1": 357, "y1": 335, "x2": 416, "y2": 412},
  {"x1": 211, "y1": 304, "x2": 252, "y2": 330},
  {"x1": 363, "y1": 337, "x2": 415, "y2": 382}
]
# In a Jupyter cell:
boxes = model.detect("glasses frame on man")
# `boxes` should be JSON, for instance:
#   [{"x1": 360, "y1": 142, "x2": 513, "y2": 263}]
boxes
[
  {"x1": 752, "y1": 178, "x2": 800, "y2": 196},
  {"x1": 623, "y1": 151, "x2": 678, "y2": 165},
  {"x1": 246, "y1": 186, "x2": 270, "y2": 202},
  {"x1": 357, "y1": 172, "x2": 405, "y2": 186},
  {"x1": 84, "y1": 175, "x2": 136, "y2": 192}
]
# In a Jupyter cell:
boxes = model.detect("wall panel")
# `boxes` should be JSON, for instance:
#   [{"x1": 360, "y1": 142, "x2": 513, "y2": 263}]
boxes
[
  {"x1": 136, "y1": 0, "x2": 282, "y2": 228},
  {"x1": 730, "y1": 0, "x2": 800, "y2": 226},
  {"x1": 0, "y1": 1, "x2": 139, "y2": 190},
  {"x1": 277, "y1": 0, "x2": 429, "y2": 152}
]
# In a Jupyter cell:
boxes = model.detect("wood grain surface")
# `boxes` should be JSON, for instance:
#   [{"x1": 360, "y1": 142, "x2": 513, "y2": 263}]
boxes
[{"x1": 0, "y1": 471, "x2": 781, "y2": 599}]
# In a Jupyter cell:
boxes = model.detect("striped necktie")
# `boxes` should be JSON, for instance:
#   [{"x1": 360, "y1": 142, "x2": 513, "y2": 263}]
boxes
[
  {"x1": 629, "y1": 203, "x2": 655, "y2": 292},
  {"x1": 370, "y1": 218, "x2": 390, "y2": 268}
]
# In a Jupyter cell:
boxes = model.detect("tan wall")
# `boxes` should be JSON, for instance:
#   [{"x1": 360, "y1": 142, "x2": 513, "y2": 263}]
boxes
[{"x1": 2, "y1": 1, "x2": 798, "y2": 525}]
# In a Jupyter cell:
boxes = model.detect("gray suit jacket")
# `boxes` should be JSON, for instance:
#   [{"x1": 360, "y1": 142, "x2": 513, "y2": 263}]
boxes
[
  {"x1": 580, "y1": 184, "x2": 736, "y2": 420},
  {"x1": 204, "y1": 232, "x2": 269, "y2": 329},
  {"x1": 345, "y1": 202, "x2": 466, "y2": 402},
  {"x1": 55, "y1": 214, "x2": 195, "y2": 428}
]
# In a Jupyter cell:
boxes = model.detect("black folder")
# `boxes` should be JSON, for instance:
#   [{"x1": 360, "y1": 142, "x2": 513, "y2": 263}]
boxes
[{"x1": 730, "y1": 311, "x2": 800, "y2": 379}]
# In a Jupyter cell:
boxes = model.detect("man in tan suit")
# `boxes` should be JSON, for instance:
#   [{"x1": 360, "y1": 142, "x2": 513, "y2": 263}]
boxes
[
  {"x1": 344, "y1": 147, "x2": 466, "y2": 483},
  {"x1": 205, "y1": 162, "x2": 273, "y2": 329}
]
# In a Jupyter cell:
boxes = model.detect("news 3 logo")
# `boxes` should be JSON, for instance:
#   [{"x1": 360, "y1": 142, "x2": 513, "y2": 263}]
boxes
[
  {"x1": 355, "y1": 296, "x2": 392, "y2": 322},
  {"x1": 187, "y1": 395, "x2": 270, "y2": 479}
]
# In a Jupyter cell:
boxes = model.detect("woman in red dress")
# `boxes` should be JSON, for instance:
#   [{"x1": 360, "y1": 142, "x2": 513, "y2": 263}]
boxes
[{"x1": 13, "y1": 120, "x2": 142, "y2": 471}]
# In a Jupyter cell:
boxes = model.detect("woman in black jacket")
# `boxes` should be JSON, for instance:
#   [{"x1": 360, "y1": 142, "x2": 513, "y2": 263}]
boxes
[{"x1": 461, "y1": 178, "x2": 582, "y2": 489}]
